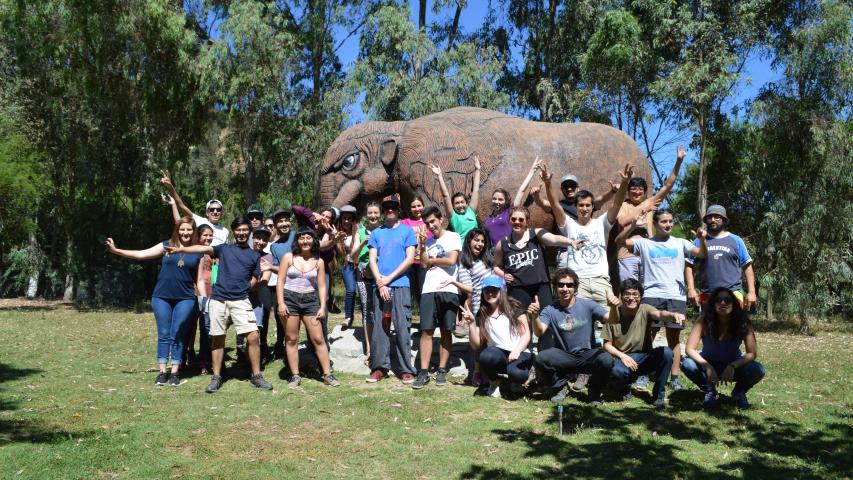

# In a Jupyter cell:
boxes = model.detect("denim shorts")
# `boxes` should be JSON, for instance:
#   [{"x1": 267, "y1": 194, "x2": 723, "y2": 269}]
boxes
[{"x1": 284, "y1": 290, "x2": 320, "y2": 316}]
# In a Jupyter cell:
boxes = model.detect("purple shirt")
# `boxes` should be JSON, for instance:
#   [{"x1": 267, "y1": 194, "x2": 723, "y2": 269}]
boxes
[{"x1": 484, "y1": 205, "x2": 512, "y2": 246}]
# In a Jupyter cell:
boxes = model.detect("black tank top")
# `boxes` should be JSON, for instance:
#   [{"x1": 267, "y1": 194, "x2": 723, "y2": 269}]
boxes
[{"x1": 502, "y1": 228, "x2": 550, "y2": 286}]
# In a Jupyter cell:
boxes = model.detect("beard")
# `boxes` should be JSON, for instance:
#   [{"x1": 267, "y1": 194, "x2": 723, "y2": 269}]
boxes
[{"x1": 706, "y1": 224, "x2": 723, "y2": 235}]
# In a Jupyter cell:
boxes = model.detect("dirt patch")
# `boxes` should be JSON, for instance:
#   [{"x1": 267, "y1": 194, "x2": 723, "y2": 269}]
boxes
[{"x1": 0, "y1": 298, "x2": 71, "y2": 310}]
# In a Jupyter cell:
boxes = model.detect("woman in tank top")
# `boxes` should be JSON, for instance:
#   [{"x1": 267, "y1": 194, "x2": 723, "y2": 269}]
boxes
[
  {"x1": 276, "y1": 227, "x2": 339, "y2": 388},
  {"x1": 106, "y1": 216, "x2": 204, "y2": 386},
  {"x1": 493, "y1": 206, "x2": 581, "y2": 310},
  {"x1": 682, "y1": 287, "x2": 765, "y2": 409},
  {"x1": 461, "y1": 275, "x2": 532, "y2": 398},
  {"x1": 337, "y1": 205, "x2": 360, "y2": 329}
]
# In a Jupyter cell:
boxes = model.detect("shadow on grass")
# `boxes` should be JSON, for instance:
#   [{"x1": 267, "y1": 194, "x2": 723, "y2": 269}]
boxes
[
  {"x1": 0, "y1": 362, "x2": 92, "y2": 445},
  {"x1": 459, "y1": 401, "x2": 851, "y2": 479}
]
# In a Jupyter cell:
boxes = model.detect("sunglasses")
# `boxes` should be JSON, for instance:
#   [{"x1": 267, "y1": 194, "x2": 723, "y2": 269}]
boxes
[
  {"x1": 264, "y1": 223, "x2": 274, "y2": 228},
  {"x1": 715, "y1": 297, "x2": 734, "y2": 305},
  {"x1": 556, "y1": 282, "x2": 576, "y2": 289},
  {"x1": 510, "y1": 217, "x2": 527, "y2": 223},
  {"x1": 208, "y1": 207, "x2": 222, "y2": 212}
]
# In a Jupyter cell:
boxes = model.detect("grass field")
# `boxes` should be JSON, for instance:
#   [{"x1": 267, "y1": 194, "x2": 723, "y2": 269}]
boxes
[{"x1": 1, "y1": 302, "x2": 850, "y2": 479}]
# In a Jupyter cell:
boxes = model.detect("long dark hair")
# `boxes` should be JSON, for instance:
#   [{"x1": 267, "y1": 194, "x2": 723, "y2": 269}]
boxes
[
  {"x1": 476, "y1": 285, "x2": 524, "y2": 340},
  {"x1": 460, "y1": 228, "x2": 493, "y2": 269},
  {"x1": 701, "y1": 287, "x2": 752, "y2": 340},
  {"x1": 295, "y1": 227, "x2": 320, "y2": 257}
]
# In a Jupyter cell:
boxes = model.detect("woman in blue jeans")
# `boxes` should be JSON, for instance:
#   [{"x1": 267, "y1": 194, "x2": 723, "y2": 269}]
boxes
[
  {"x1": 106, "y1": 216, "x2": 204, "y2": 386},
  {"x1": 461, "y1": 275, "x2": 532, "y2": 398},
  {"x1": 337, "y1": 205, "x2": 360, "y2": 329},
  {"x1": 682, "y1": 287, "x2": 765, "y2": 409}
]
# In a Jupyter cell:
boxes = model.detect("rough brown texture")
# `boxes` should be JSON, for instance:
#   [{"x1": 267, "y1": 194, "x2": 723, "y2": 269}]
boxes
[{"x1": 318, "y1": 107, "x2": 650, "y2": 227}]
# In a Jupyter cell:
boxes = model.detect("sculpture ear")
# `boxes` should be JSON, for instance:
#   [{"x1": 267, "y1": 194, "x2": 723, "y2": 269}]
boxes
[{"x1": 379, "y1": 138, "x2": 398, "y2": 171}]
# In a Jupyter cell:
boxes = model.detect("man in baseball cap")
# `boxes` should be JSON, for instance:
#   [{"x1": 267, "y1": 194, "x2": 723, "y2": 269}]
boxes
[{"x1": 160, "y1": 170, "x2": 230, "y2": 246}]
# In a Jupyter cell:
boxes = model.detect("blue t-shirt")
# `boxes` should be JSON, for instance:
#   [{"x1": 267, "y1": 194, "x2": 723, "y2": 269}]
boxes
[
  {"x1": 152, "y1": 241, "x2": 202, "y2": 300},
  {"x1": 270, "y1": 232, "x2": 296, "y2": 266},
  {"x1": 539, "y1": 298, "x2": 608, "y2": 353},
  {"x1": 686, "y1": 233, "x2": 752, "y2": 293},
  {"x1": 368, "y1": 223, "x2": 417, "y2": 288},
  {"x1": 211, "y1": 243, "x2": 261, "y2": 301}
]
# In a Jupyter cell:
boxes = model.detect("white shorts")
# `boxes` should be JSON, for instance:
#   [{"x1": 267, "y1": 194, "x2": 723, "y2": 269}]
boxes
[{"x1": 208, "y1": 298, "x2": 258, "y2": 336}]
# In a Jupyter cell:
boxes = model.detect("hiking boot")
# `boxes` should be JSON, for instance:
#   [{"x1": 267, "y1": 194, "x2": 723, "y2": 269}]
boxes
[
  {"x1": 702, "y1": 387, "x2": 719, "y2": 409},
  {"x1": 287, "y1": 374, "x2": 302, "y2": 388},
  {"x1": 669, "y1": 376, "x2": 684, "y2": 391},
  {"x1": 205, "y1": 375, "x2": 223, "y2": 393},
  {"x1": 571, "y1": 374, "x2": 590, "y2": 392},
  {"x1": 732, "y1": 391, "x2": 751, "y2": 409},
  {"x1": 155, "y1": 372, "x2": 168, "y2": 386},
  {"x1": 412, "y1": 370, "x2": 431, "y2": 389},
  {"x1": 323, "y1": 374, "x2": 341, "y2": 387},
  {"x1": 435, "y1": 368, "x2": 448, "y2": 386},
  {"x1": 366, "y1": 369, "x2": 386, "y2": 383},
  {"x1": 400, "y1": 373, "x2": 415, "y2": 384},
  {"x1": 550, "y1": 384, "x2": 570, "y2": 403},
  {"x1": 634, "y1": 375, "x2": 650, "y2": 391},
  {"x1": 487, "y1": 378, "x2": 503, "y2": 398},
  {"x1": 168, "y1": 373, "x2": 181, "y2": 386},
  {"x1": 250, "y1": 373, "x2": 273, "y2": 390}
]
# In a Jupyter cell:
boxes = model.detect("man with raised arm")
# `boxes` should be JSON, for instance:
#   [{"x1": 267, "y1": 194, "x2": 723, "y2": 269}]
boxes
[{"x1": 160, "y1": 171, "x2": 229, "y2": 246}]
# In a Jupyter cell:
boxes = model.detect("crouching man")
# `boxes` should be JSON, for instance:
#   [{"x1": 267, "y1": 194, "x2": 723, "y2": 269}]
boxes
[{"x1": 602, "y1": 279, "x2": 683, "y2": 408}]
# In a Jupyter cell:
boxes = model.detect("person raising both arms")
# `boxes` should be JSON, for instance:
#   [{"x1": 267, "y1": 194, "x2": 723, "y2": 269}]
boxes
[
  {"x1": 682, "y1": 288, "x2": 765, "y2": 409},
  {"x1": 160, "y1": 170, "x2": 229, "y2": 246},
  {"x1": 166, "y1": 216, "x2": 274, "y2": 393},
  {"x1": 106, "y1": 217, "x2": 204, "y2": 386},
  {"x1": 615, "y1": 208, "x2": 707, "y2": 392},
  {"x1": 615, "y1": 147, "x2": 685, "y2": 283},
  {"x1": 483, "y1": 157, "x2": 542, "y2": 247},
  {"x1": 430, "y1": 157, "x2": 481, "y2": 241},
  {"x1": 275, "y1": 228, "x2": 339, "y2": 388}
]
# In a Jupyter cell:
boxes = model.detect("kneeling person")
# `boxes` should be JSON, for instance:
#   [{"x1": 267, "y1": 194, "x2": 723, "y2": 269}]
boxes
[
  {"x1": 602, "y1": 279, "x2": 683, "y2": 408},
  {"x1": 413, "y1": 206, "x2": 462, "y2": 389},
  {"x1": 531, "y1": 268, "x2": 613, "y2": 404}
]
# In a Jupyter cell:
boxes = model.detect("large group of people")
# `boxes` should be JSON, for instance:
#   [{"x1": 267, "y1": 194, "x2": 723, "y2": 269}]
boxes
[{"x1": 106, "y1": 153, "x2": 765, "y2": 409}]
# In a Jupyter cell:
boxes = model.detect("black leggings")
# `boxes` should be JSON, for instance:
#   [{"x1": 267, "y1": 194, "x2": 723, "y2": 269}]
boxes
[{"x1": 507, "y1": 282, "x2": 552, "y2": 311}]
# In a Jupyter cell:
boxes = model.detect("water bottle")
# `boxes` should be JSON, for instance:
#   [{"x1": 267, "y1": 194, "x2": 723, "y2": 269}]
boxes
[{"x1": 382, "y1": 289, "x2": 394, "y2": 321}]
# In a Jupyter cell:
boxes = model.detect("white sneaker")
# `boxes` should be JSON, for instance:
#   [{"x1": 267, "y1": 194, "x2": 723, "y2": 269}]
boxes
[{"x1": 487, "y1": 378, "x2": 502, "y2": 398}]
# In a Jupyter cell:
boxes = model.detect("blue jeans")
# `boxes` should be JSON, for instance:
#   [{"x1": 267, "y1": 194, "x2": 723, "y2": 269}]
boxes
[
  {"x1": 681, "y1": 357, "x2": 765, "y2": 394},
  {"x1": 342, "y1": 262, "x2": 358, "y2": 320},
  {"x1": 611, "y1": 347, "x2": 674, "y2": 401},
  {"x1": 151, "y1": 297, "x2": 198, "y2": 365}
]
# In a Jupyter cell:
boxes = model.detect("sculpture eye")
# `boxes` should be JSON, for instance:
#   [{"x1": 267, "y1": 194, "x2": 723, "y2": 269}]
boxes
[{"x1": 342, "y1": 153, "x2": 358, "y2": 171}]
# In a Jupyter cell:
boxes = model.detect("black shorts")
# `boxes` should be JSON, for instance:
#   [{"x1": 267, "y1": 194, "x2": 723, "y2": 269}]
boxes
[
  {"x1": 642, "y1": 297, "x2": 687, "y2": 329},
  {"x1": 419, "y1": 292, "x2": 460, "y2": 331},
  {"x1": 284, "y1": 290, "x2": 320, "y2": 317}
]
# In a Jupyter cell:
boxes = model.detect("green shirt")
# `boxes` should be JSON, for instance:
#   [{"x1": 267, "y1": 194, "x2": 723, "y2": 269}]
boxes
[
  {"x1": 356, "y1": 224, "x2": 370, "y2": 264},
  {"x1": 449, "y1": 206, "x2": 478, "y2": 241},
  {"x1": 601, "y1": 304, "x2": 656, "y2": 354}
]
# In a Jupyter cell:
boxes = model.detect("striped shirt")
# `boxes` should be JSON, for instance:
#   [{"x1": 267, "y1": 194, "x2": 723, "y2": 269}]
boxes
[{"x1": 457, "y1": 259, "x2": 490, "y2": 315}]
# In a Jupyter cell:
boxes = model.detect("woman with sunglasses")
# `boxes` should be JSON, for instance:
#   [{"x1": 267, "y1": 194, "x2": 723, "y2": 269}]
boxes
[
  {"x1": 461, "y1": 276, "x2": 532, "y2": 398},
  {"x1": 682, "y1": 287, "x2": 765, "y2": 409},
  {"x1": 275, "y1": 227, "x2": 339, "y2": 387},
  {"x1": 106, "y1": 217, "x2": 204, "y2": 386}
]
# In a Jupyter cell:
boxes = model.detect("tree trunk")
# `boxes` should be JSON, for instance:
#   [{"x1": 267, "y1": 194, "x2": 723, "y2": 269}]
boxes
[
  {"x1": 798, "y1": 299, "x2": 810, "y2": 335},
  {"x1": 446, "y1": 0, "x2": 462, "y2": 52},
  {"x1": 243, "y1": 133, "x2": 256, "y2": 206},
  {"x1": 62, "y1": 237, "x2": 75, "y2": 302},
  {"x1": 25, "y1": 231, "x2": 39, "y2": 299},
  {"x1": 697, "y1": 110, "x2": 709, "y2": 217}
]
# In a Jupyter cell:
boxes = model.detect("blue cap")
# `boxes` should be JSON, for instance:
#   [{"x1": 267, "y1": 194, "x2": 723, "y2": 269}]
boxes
[{"x1": 482, "y1": 275, "x2": 504, "y2": 290}]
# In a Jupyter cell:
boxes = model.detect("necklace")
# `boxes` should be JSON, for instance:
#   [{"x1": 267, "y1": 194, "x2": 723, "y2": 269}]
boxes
[{"x1": 177, "y1": 254, "x2": 186, "y2": 268}]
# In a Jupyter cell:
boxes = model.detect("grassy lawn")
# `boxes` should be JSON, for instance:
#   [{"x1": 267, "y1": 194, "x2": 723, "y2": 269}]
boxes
[{"x1": 1, "y1": 303, "x2": 850, "y2": 479}]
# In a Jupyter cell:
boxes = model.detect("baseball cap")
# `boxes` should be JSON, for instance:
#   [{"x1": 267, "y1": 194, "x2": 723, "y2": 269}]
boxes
[
  {"x1": 247, "y1": 206, "x2": 263, "y2": 217},
  {"x1": 482, "y1": 275, "x2": 504, "y2": 290},
  {"x1": 340, "y1": 205, "x2": 357, "y2": 216},
  {"x1": 382, "y1": 194, "x2": 401, "y2": 208},
  {"x1": 272, "y1": 208, "x2": 292, "y2": 220},
  {"x1": 252, "y1": 226, "x2": 272, "y2": 237},
  {"x1": 703, "y1": 204, "x2": 729, "y2": 221},
  {"x1": 206, "y1": 199, "x2": 223, "y2": 210},
  {"x1": 560, "y1": 174, "x2": 579, "y2": 186}
]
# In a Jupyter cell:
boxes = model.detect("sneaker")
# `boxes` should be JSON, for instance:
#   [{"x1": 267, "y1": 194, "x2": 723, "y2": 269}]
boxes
[
  {"x1": 588, "y1": 384, "x2": 602, "y2": 404},
  {"x1": 250, "y1": 373, "x2": 273, "y2": 390},
  {"x1": 453, "y1": 321, "x2": 469, "y2": 338},
  {"x1": 621, "y1": 390, "x2": 633, "y2": 402},
  {"x1": 522, "y1": 366, "x2": 538, "y2": 389},
  {"x1": 155, "y1": 372, "x2": 168, "y2": 386},
  {"x1": 323, "y1": 374, "x2": 341, "y2": 387},
  {"x1": 366, "y1": 369, "x2": 386, "y2": 383},
  {"x1": 487, "y1": 378, "x2": 502, "y2": 398},
  {"x1": 669, "y1": 376, "x2": 684, "y2": 391},
  {"x1": 400, "y1": 373, "x2": 415, "y2": 384},
  {"x1": 435, "y1": 368, "x2": 448, "y2": 386},
  {"x1": 168, "y1": 373, "x2": 181, "y2": 386},
  {"x1": 550, "y1": 384, "x2": 570, "y2": 403},
  {"x1": 571, "y1": 374, "x2": 590, "y2": 392},
  {"x1": 472, "y1": 371, "x2": 484, "y2": 387},
  {"x1": 732, "y1": 391, "x2": 751, "y2": 409},
  {"x1": 412, "y1": 371, "x2": 431, "y2": 389},
  {"x1": 702, "y1": 388, "x2": 719, "y2": 408},
  {"x1": 205, "y1": 375, "x2": 223, "y2": 393},
  {"x1": 288, "y1": 374, "x2": 302, "y2": 388},
  {"x1": 634, "y1": 375, "x2": 650, "y2": 391},
  {"x1": 474, "y1": 383, "x2": 490, "y2": 396},
  {"x1": 341, "y1": 318, "x2": 353, "y2": 331},
  {"x1": 653, "y1": 397, "x2": 666, "y2": 409}
]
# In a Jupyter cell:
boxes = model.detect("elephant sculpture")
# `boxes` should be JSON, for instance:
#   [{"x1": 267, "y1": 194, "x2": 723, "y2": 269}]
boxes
[{"x1": 318, "y1": 107, "x2": 650, "y2": 227}]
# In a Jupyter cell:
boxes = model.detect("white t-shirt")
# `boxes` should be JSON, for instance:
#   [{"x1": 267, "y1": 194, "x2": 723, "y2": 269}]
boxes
[
  {"x1": 633, "y1": 236, "x2": 695, "y2": 299},
  {"x1": 193, "y1": 213, "x2": 229, "y2": 246},
  {"x1": 559, "y1": 215, "x2": 613, "y2": 278},
  {"x1": 421, "y1": 231, "x2": 462, "y2": 294},
  {"x1": 486, "y1": 312, "x2": 528, "y2": 352}
]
